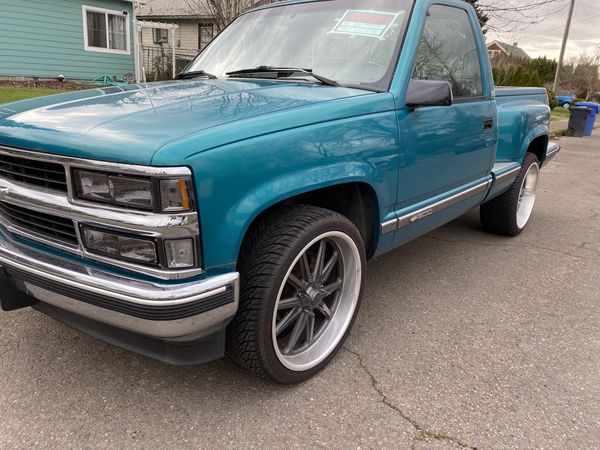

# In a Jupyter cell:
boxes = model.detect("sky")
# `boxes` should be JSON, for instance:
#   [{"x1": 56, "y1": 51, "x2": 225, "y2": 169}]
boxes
[{"x1": 485, "y1": 0, "x2": 600, "y2": 60}]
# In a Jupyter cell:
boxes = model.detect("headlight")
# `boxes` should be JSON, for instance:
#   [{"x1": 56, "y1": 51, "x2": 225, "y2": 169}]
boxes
[
  {"x1": 74, "y1": 170, "x2": 153, "y2": 210},
  {"x1": 73, "y1": 170, "x2": 193, "y2": 212},
  {"x1": 81, "y1": 226, "x2": 158, "y2": 264},
  {"x1": 81, "y1": 226, "x2": 198, "y2": 269}
]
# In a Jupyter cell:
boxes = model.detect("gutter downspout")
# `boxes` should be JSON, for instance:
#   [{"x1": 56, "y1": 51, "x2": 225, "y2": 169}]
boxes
[
  {"x1": 132, "y1": 2, "x2": 142, "y2": 83},
  {"x1": 172, "y1": 29, "x2": 176, "y2": 79}
]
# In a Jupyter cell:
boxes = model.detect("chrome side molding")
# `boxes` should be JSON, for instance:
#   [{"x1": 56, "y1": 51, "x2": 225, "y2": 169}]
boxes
[
  {"x1": 381, "y1": 179, "x2": 491, "y2": 234},
  {"x1": 543, "y1": 143, "x2": 560, "y2": 167},
  {"x1": 493, "y1": 165, "x2": 521, "y2": 184}
]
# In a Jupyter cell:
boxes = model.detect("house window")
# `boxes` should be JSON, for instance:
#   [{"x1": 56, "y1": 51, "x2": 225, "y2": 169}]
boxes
[
  {"x1": 199, "y1": 23, "x2": 215, "y2": 50},
  {"x1": 83, "y1": 6, "x2": 130, "y2": 54},
  {"x1": 153, "y1": 28, "x2": 169, "y2": 44}
]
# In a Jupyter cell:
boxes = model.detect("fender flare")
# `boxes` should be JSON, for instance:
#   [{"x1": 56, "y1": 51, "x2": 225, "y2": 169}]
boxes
[
  {"x1": 217, "y1": 162, "x2": 383, "y2": 266},
  {"x1": 518, "y1": 124, "x2": 549, "y2": 164}
]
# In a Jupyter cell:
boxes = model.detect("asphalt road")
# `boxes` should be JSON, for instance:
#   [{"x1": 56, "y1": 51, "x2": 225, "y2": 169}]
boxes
[{"x1": 1, "y1": 135, "x2": 599, "y2": 449}]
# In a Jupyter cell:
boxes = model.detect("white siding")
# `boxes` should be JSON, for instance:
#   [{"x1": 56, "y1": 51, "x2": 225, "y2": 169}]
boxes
[
  {"x1": 140, "y1": 19, "x2": 201, "y2": 55},
  {"x1": 178, "y1": 21, "x2": 199, "y2": 52}
]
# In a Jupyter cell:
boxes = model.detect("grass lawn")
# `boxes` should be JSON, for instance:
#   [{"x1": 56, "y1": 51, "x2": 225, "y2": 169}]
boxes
[
  {"x1": 0, "y1": 87, "x2": 66, "y2": 105},
  {"x1": 551, "y1": 107, "x2": 571, "y2": 120}
]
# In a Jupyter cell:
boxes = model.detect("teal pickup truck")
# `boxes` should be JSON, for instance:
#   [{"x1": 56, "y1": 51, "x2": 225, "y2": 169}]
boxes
[{"x1": 0, "y1": 0, "x2": 559, "y2": 383}]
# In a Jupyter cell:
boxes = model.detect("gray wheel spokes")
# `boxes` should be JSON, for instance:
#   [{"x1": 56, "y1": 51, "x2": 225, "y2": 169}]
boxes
[
  {"x1": 276, "y1": 307, "x2": 301, "y2": 336},
  {"x1": 315, "y1": 302, "x2": 332, "y2": 320},
  {"x1": 277, "y1": 238, "x2": 340, "y2": 355},
  {"x1": 320, "y1": 250, "x2": 339, "y2": 283},
  {"x1": 278, "y1": 296, "x2": 300, "y2": 310},
  {"x1": 312, "y1": 240, "x2": 326, "y2": 282},
  {"x1": 272, "y1": 231, "x2": 362, "y2": 371},
  {"x1": 288, "y1": 273, "x2": 308, "y2": 291},
  {"x1": 305, "y1": 312, "x2": 316, "y2": 345},
  {"x1": 300, "y1": 254, "x2": 311, "y2": 282},
  {"x1": 323, "y1": 279, "x2": 342, "y2": 296},
  {"x1": 283, "y1": 312, "x2": 308, "y2": 355}
]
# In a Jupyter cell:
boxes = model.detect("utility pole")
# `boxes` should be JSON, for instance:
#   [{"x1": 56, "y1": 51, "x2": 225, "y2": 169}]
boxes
[{"x1": 552, "y1": 0, "x2": 576, "y2": 92}]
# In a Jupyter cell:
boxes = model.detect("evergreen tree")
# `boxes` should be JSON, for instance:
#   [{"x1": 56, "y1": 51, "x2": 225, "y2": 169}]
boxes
[
  {"x1": 464, "y1": 0, "x2": 490, "y2": 33},
  {"x1": 525, "y1": 57, "x2": 557, "y2": 85}
]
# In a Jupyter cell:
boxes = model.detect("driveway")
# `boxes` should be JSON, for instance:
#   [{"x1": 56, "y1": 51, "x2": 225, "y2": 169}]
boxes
[{"x1": 1, "y1": 135, "x2": 599, "y2": 449}]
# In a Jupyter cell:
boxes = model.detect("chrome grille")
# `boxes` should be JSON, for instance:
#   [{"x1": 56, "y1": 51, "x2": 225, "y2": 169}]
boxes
[
  {"x1": 0, "y1": 202, "x2": 78, "y2": 245},
  {"x1": 0, "y1": 153, "x2": 67, "y2": 191}
]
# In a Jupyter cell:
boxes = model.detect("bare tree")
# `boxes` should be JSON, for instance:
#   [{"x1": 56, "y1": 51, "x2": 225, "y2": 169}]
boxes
[
  {"x1": 572, "y1": 52, "x2": 600, "y2": 100},
  {"x1": 186, "y1": 0, "x2": 573, "y2": 47},
  {"x1": 186, "y1": 0, "x2": 278, "y2": 31},
  {"x1": 476, "y1": 0, "x2": 568, "y2": 33},
  {"x1": 557, "y1": 52, "x2": 600, "y2": 98}
]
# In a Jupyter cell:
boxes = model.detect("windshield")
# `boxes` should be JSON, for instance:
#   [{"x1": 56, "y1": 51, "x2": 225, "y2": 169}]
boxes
[{"x1": 185, "y1": 0, "x2": 414, "y2": 91}]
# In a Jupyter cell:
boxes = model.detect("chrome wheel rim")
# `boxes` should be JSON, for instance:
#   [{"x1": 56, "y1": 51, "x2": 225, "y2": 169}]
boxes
[
  {"x1": 272, "y1": 231, "x2": 361, "y2": 372},
  {"x1": 516, "y1": 162, "x2": 540, "y2": 229}
]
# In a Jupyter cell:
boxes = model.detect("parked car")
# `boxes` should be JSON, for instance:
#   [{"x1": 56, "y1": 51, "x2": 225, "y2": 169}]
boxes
[
  {"x1": 0, "y1": 0, "x2": 559, "y2": 383},
  {"x1": 557, "y1": 95, "x2": 576, "y2": 108}
]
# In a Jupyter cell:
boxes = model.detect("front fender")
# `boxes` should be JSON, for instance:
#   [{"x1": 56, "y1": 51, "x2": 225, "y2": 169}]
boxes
[
  {"x1": 224, "y1": 163, "x2": 380, "y2": 263},
  {"x1": 183, "y1": 112, "x2": 400, "y2": 270}
]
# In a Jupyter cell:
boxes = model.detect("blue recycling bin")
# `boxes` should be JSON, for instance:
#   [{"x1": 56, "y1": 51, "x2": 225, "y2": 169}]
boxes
[{"x1": 575, "y1": 102, "x2": 600, "y2": 136}]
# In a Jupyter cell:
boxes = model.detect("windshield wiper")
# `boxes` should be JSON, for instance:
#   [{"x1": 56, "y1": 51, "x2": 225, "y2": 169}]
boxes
[
  {"x1": 226, "y1": 66, "x2": 339, "y2": 87},
  {"x1": 175, "y1": 70, "x2": 218, "y2": 80}
]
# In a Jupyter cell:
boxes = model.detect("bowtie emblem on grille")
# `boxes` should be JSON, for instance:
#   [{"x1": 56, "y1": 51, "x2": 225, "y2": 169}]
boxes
[{"x1": 0, "y1": 187, "x2": 9, "y2": 201}]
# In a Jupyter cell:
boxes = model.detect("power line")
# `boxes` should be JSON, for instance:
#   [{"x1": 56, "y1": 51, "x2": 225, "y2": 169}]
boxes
[{"x1": 520, "y1": 11, "x2": 600, "y2": 39}]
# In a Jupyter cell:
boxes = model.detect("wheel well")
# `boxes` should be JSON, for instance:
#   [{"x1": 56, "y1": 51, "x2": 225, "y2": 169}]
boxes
[
  {"x1": 246, "y1": 183, "x2": 379, "y2": 259},
  {"x1": 527, "y1": 135, "x2": 548, "y2": 163}
]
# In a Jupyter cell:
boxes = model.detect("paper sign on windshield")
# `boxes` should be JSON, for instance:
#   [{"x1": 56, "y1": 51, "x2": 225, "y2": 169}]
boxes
[{"x1": 331, "y1": 10, "x2": 401, "y2": 38}]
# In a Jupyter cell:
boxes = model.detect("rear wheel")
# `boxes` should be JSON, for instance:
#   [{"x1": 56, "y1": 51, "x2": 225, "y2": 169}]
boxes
[
  {"x1": 562, "y1": 102, "x2": 571, "y2": 109},
  {"x1": 227, "y1": 205, "x2": 366, "y2": 384},
  {"x1": 481, "y1": 152, "x2": 540, "y2": 236}
]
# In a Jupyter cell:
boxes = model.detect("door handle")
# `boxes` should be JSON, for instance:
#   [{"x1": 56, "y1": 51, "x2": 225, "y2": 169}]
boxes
[{"x1": 483, "y1": 117, "x2": 494, "y2": 131}]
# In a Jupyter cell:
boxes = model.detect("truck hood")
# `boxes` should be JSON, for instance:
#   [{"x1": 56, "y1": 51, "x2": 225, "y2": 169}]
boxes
[{"x1": 0, "y1": 80, "x2": 368, "y2": 165}]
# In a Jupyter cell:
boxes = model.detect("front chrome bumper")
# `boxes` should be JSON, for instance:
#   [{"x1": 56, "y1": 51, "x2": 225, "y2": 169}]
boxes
[{"x1": 0, "y1": 231, "x2": 239, "y2": 342}]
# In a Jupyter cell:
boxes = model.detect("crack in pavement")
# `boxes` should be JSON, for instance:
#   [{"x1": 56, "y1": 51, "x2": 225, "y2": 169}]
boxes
[
  {"x1": 425, "y1": 235, "x2": 599, "y2": 261},
  {"x1": 577, "y1": 241, "x2": 600, "y2": 257},
  {"x1": 343, "y1": 347, "x2": 476, "y2": 450}
]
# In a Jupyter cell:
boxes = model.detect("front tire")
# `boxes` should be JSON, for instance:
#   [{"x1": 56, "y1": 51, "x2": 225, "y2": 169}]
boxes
[
  {"x1": 481, "y1": 152, "x2": 540, "y2": 236},
  {"x1": 227, "y1": 205, "x2": 366, "y2": 384}
]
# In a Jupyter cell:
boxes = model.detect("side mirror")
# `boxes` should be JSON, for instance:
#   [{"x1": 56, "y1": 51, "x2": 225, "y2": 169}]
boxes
[{"x1": 405, "y1": 79, "x2": 453, "y2": 108}]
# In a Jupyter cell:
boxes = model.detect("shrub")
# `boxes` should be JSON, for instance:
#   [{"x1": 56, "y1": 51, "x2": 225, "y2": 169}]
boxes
[
  {"x1": 493, "y1": 66, "x2": 542, "y2": 87},
  {"x1": 546, "y1": 89, "x2": 558, "y2": 109}
]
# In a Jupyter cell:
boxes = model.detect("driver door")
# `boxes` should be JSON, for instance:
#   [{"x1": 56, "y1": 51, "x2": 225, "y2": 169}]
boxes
[{"x1": 393, "y1": 4, "x2": 495, "y2": 243}]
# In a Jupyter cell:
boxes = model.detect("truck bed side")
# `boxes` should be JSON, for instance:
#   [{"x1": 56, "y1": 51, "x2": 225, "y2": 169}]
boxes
[
  {"x1": 494, "y1": 87, "x2": 551, "y2": 163},
  {"x1": 487, "y1": 87, "x2": 552, "y2": 201}
]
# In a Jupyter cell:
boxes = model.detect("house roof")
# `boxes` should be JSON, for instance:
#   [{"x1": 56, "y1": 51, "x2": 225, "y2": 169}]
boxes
[
  {"x1": 136, "y1": 0, "x2": 210, "y2": 18},
  {"x1": 487, "y1": 40, "x2": 531, "y2": 60}
]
